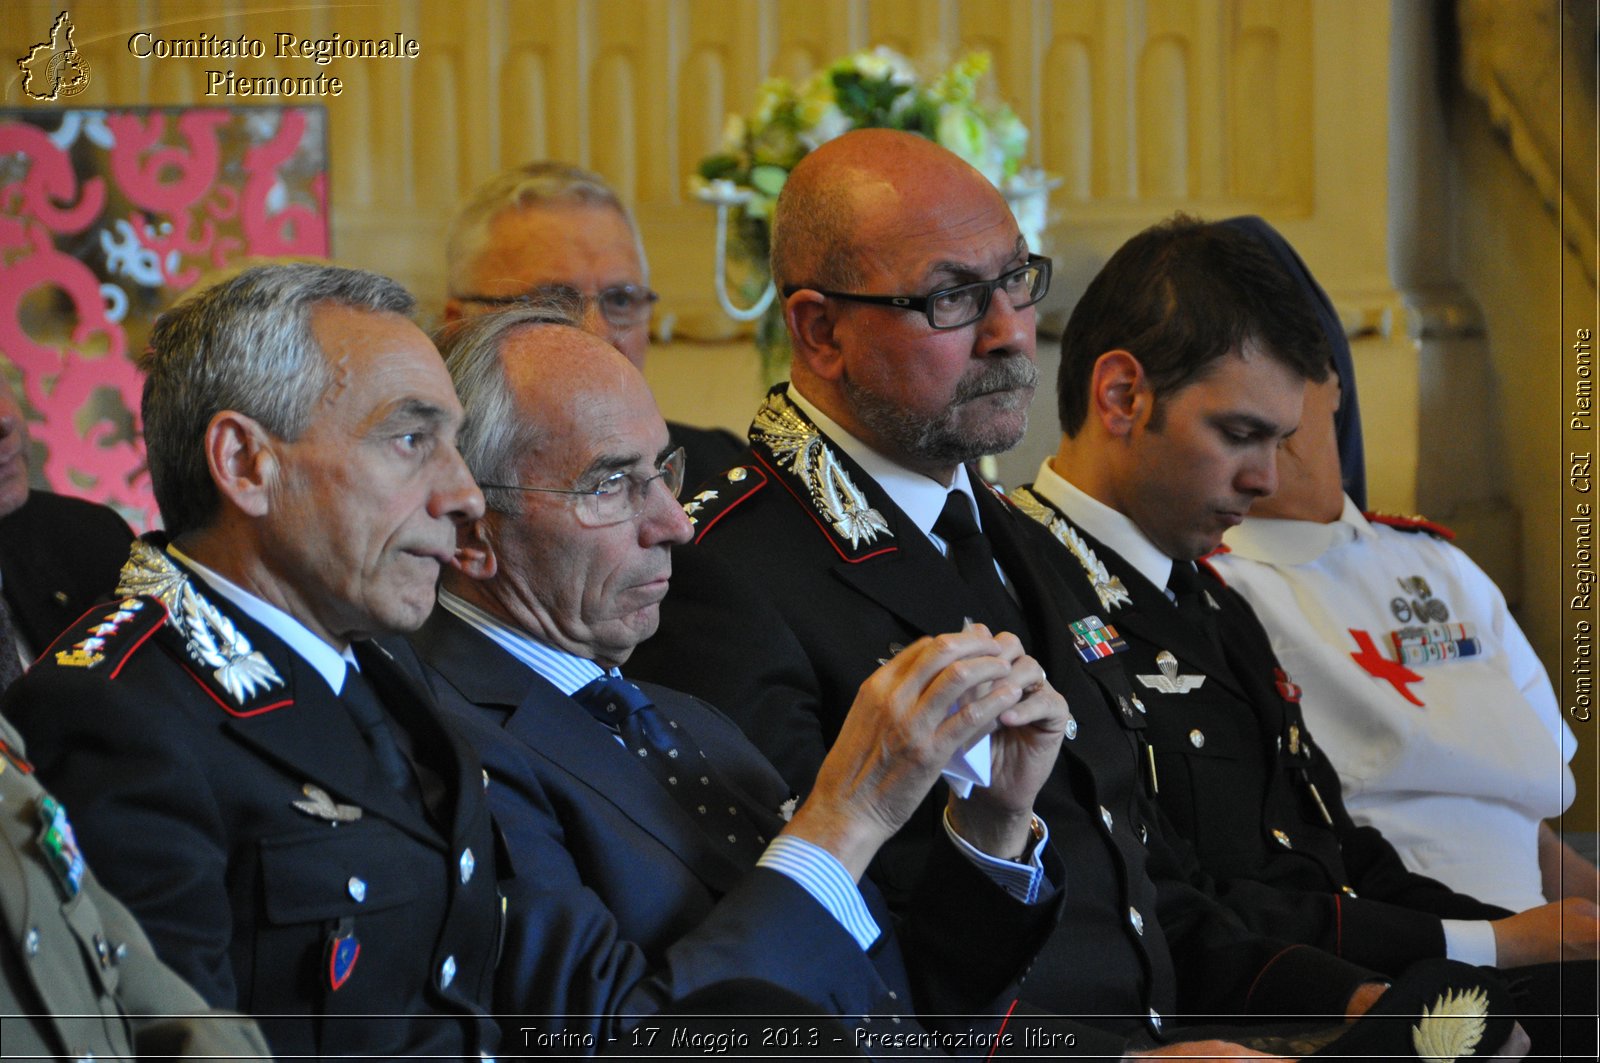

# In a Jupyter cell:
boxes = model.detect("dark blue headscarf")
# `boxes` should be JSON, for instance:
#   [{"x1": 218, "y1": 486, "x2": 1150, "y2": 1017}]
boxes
[{"x1": 1217, "y1": 216, "x2": 1367, "y2": 510}]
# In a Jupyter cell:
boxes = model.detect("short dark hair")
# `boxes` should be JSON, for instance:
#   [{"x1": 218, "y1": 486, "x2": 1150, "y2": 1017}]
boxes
[{"x1": 1057, "y1": 213, "x2": 1331, "y2": 436}]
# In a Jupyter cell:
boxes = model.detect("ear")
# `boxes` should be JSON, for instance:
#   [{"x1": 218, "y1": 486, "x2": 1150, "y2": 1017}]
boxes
[
  {"x1": 1089, "y1": 350, "x2": 1151, "y2": 439},
  {"x1": 784, "y1": 290, "x2": 844, "y2": 382},
  {"x1": 205, "y1": 411, "x2": 278, "y2": 518},
  {"x1": 452, "y1": 516, "x2": 499, "y2": 581}
]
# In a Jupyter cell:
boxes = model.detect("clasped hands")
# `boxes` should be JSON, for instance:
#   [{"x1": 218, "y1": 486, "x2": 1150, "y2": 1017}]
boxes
[{"x1": 785, "y1": 624, "x2": 1068, "y2": 879}]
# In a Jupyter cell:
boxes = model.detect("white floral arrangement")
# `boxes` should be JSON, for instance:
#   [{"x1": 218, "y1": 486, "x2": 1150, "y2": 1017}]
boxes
[{"x1": 697, "y1": 47, "x2": 1049, "y2": 248}]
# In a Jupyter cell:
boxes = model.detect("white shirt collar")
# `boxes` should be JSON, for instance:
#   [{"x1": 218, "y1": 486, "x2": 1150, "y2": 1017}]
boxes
[
  {"x1": 1222, "y1": 493, "x2": 1372, "y2": 566},
  {"x1": 785, "y1": 384, "x2": 980, "y2": 544},
  {"x1": 1029, "y1": 457, "x2": 1175, "y2": 592},
  {"x1": 168, "y1": 544, "x2": 355, "y2": 695},
  {"x1": 436, "y1": 589, "x2": 607, "y2": 695}
]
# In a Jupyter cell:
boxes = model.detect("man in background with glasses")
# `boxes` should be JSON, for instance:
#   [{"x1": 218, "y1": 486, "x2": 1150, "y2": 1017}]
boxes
[
  {"x1": 629, "y1": 129, "x2": 1398, "y2": 1054},
  {"x1": 406, "y1": 301, "x2": 1078, "y2": 1047},
  {"x1": 444, "y1": 161, "x2": 745, "y2": 481}
]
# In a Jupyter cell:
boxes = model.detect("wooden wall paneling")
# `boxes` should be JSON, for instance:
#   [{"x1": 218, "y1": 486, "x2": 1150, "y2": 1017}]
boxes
[
  {"x1": 1040, "y1": 2, "x2": 1099, "y2": 203},
  {"x1": 1229, "y1": 0, "x2": 1312, "y2": 209},
  {"x1": 1138, "y1": 0, "x2": 1204, "y2": 201},
  {"x1": 864, "y1": 0, "x2": 955, "y2": 64},
  {"x1": 413, "y1": 2, "x2": 468, "y2": 212},
  {"x1": 771, "y1": 0, "x2": 862, "y2": 81},
  {"x1": 955, "y1": 0, "x2": 1036, "y2": 142}
]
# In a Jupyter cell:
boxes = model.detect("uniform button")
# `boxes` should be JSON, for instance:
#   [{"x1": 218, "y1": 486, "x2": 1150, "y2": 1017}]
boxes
[
  {"x1": 887, "y1": 990, "x2": 898, "y2": 1000},
  {"x1": 1128, "y1": 907, "x2": 1144, "y2": 935},
  {"x1": 112, "y1": 942, "x2": 127, "y2": 964},
  {"x1": 94, "y1": 934, "x2": 112, "y2": 967},
  {"x1": 1272, "y1": 829, "x2": 1292, "y2": 849},
  {"x1": 727, "y1": 467, "x2": 747, "y2": 482},
  {"x1": 1131, "y1": 696, "x2": 1147, "y2": 714},
  {"x1": 347, "y1": 876, "x2": 367, "y2": 902},
  {"x1": 1148, "y1": 1009, "x2": 1163, "y2": 1032},
  {"x1": 1138, "y1": 824, "x2": 1149, "y2": 844},
  {"x1": 439, "y1": 954, "x2": 457, "y2": 989},
  {"x1": 1341, "y1": 885, "x2": 1359, "y2": 898},
  {"x1": 24, "y1": 928, "x2": 40, "y2": 956},
  {"x1": 482, "y1": 769, "x2": 490, "y2": 790},
  {"x1": 1188, "y1": 729, "x2": 1205, "y2": 748},
  {"x1": 460, "y1": 848, "x2": 476, "y2": 884},
  {"x1": 1064, "y1": 717, "x2": 1078, "y2": 740},
  {"x1": 1099, "y1": 806, "x2": 1114, "y2": 832}
]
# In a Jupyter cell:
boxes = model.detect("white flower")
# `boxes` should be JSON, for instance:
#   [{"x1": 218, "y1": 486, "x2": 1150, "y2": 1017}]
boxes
[
  {"x1": 799, "y1": 103, "x2": 851, "y2": 150},
  {"x1": 851, "y1": 46, "x2": 916, "y2": 86}
]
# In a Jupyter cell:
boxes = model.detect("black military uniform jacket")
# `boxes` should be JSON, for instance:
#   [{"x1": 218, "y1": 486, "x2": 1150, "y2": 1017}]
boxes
[
  {"x1": 1010, "y1": 485, "x2": 1509, "y2": 973},
  {"x1": 0, "y1": 489, "x2": 133, "y2": 653},
  {"x1": 631, "y1": 387, "x2": 1373, "y2": 1045},
  {"x1": 1, "y1": 539, "x2": 504, "y2": 1059}
]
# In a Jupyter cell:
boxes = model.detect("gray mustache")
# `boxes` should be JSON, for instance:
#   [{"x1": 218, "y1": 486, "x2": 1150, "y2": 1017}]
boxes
[{"x1": 953, "y1": 357, "x2": 1039, "y2": 403}]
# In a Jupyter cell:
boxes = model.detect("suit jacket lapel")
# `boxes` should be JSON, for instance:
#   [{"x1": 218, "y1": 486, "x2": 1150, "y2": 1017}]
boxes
[
  {"x1": 215, "y1": 629, "x2": 443, "y2": 846},
  {"x1": 745, "y1": 397, "x2": 973, "y2": 640},
  {"x1": 1060, "y1": 519, "x2": 1249, "y2": 701},
  {"x1": 415, "y1": 609, "x2": 749, "y2": 894}
]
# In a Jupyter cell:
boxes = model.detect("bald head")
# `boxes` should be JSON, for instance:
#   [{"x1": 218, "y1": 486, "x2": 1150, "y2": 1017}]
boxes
[{"x1": 772, "y1": 129, "x2": 1005, "y2": 294}]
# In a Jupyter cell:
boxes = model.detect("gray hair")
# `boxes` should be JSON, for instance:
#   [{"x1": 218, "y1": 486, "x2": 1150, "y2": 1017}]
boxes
[
  {"x1": 445, "y1": 161, "x2": 648, "y2": 296},
  {"x1": 140, "y1": 263, "x2": 416, "y2": 537},
  {"x1": 438, "y1": 300, "x2": 581, "y2": 516}
]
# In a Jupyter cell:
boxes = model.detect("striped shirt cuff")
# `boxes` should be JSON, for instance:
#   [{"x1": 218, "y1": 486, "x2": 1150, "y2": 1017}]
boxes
[
  {"x1": 757, "y1": 835, "x2": 881, "y2": 950},
  {"x1": 942, "y1": 808, "x2": 1050, "y2": 905}
]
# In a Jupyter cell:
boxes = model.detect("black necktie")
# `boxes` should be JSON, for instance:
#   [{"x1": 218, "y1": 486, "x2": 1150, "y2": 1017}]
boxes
[
  {"x1": 341, "y1": 667, "x2": 421, "y2": 802},
  {"x1": 0, "y1": 592, "x2": 23, "y2": 693},
  {"x1": 1167, "y1": 561, "x2": 1223, "y2": 654},
  {"x1": 573, "y1": 675, "x2": 770, "y2": 862},
  {"x1": 933, "y1": 492, "x2": 1030, "y2": 643}
]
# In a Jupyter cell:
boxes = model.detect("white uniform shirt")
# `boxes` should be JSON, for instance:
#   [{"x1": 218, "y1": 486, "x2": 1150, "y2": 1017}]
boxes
[{"x1": 1216, "y1": 495, "x2": 1575, "y2": 912}]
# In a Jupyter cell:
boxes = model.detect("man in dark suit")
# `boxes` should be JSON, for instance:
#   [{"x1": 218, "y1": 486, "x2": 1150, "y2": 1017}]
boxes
[
  {"x1": 1011, "y1": 213, "x2": 1591, "y2": 1047},
  {"x1": 628, "y1": 129, "x2": 1397, "y2": 1055},
  {"x1": 0, "y1": 373, "x2": 133, "y2": 680},
  {"x1": 443, "y1": 160, "x2": 744, "y2": 481},
  {"x1": 411, "y1": 303, "x2": 1075, "y2": 1050},
  {"x1": 2, "y1": 264, "x2": 508, "y2": 1059}
]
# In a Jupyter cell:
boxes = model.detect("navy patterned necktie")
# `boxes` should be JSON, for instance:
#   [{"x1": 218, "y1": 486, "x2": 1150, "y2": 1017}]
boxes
[
  {"x1": 573, "y1": 674, "x2": 770, "y2": 862},
  {"x1": 933, "y1": 491, "x2": 1031, "y2": 644}
]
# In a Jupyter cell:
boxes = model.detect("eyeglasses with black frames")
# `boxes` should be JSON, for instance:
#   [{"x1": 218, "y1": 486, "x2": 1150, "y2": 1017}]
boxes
[
  {"x1": 783, "y1": 254, "x2": 1052, "y2": 330},
  {"x1": 453, "y1": 283, "x2": 660, "y2": 328},
  {"x1": 479, "y1": 446, "x2": 686, "y2": 527}
]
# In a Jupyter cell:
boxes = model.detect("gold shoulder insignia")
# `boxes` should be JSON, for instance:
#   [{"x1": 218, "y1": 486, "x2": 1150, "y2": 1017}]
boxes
[
  {"x1": 117, "y1": 540, "x2": 287, "y2": 711},
  {"x1": 683, "y1": 464, "x2": 770, "y2": 541},
  {"x1": 751, "y1": 390, "x2": 893, "y2": 556},
  {"x1": 1411, "y1": 985, "x2": 1488, "y2": 1063},
  {"x1": 1011, "y1": 486, "x2": 1132, "y2": 612},
  {"x1": 42, "y1": 595, "x2": 167, "y2": 675}
]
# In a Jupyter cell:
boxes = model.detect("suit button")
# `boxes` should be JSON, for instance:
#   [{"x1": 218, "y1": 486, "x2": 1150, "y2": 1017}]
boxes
[
  {"x1": 1188, "y1": 729, "x2": 1205, "y2": 748},
  {"x1": 24, "y1": 928, "x2": 40, "y2": 956},
  {"x1": 460, "y1": 848, "x2": 476, "y2": 884},
  {"x1": 1272, "y1": 829, "x2": 1292, "y2": 849},
  {"x1": 1065, "y1": 717, "x2": 1078, "y2": 740},
  {"x1": 1138, "y1": 824, "x2": 1149, "y2": 845},
  {"x1": 1099, "y1": 806, "x2": 1114, "y2": 833},
  {"x1": 1128, "y1": 907, "x2": 1144, "y2": 935},
  {"x1": 1148, "y1": 1009, "x2": 1163, "y2": 1032},
  {"x1": 439, "y1": 955, "x2": 457, "y2": 989},
  {"x1": 347, "y1": 876, "x2": 367, "y2": 902}
]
